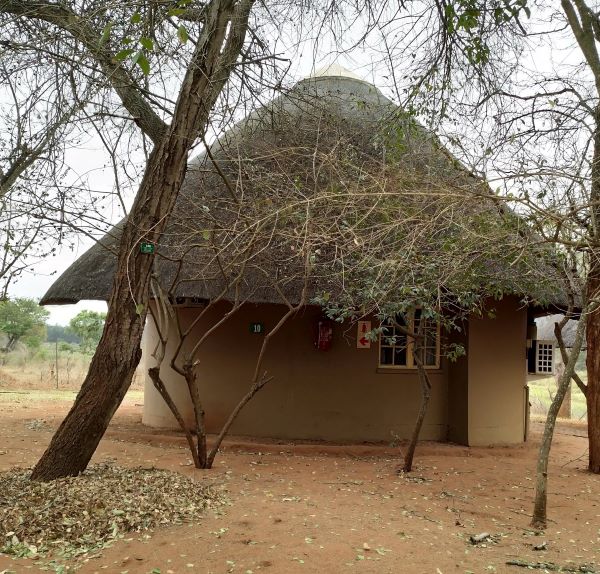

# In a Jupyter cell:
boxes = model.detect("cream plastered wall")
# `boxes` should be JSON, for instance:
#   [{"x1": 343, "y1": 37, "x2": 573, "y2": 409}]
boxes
[
  {"x1": 447, "y1": 323, "x2": 469, "y2": 445},
  {"x1": 142, "y1": 299, "x2": 528, "y2": 444},
  {"x1": 142, "y1": 302, "x2": 449, "y2": 442},
  {"x1": 466, "y1": 297, "x2": 528, "y2": 445}
]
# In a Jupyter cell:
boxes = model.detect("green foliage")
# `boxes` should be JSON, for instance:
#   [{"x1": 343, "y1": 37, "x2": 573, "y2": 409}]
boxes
[
  {"x1": 177, "y1": 24, "x2": 189, "y2": 44},
  {"x1": 133, "y1": 51, "x2": 150, "y2": 75},
  {"x1": 446, "y1": 343, "x2": 466, "y2": 362},
  {"x1": 33, "y1": 345, "x2": 49, "y2": 361},
  {"x1": 114, "y1": 48, "x2": 135, "y2": 61},
  {"x1": 444, "y1": 0, "x2": 481, "y2": 34},
  {"x1": 443, "y1": 0, "x2": 531, "y2": 65},
  {"x1": 139, "y1": 37, "x2": 154, "y2": 51},
  {"x1": 59, "y1": 341, "x2": 76, "y2": 353},
  {"x1": 1, "y1": 537, "x2": 41, "y2": 558},
  {"x1": 68, "y1": 311, "x2": 106, "y2": 353},
  {"x1": 46, "y1": 324, "x2": 80, "y2": 345},
  {"x1": 109, "y1": 0, "x2": 193, "y2": 75},
  {"x1": 22, "y1": 323, "x2": 46, "y2": 350},
  {"x1": 0, "y1": 298, "x2": 49, "y2": 352},
  {"x1": 100, "y1": 22, "x2": 112, "y2": 45}
]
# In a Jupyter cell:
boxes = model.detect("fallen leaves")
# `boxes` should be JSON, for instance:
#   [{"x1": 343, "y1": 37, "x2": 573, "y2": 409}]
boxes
[
  {"x1": 0, "y1": 463, "x2": 225, "y2": 561},
  {"x1": 505, "y1": 559, "x2": 596, "y2": 572},
  {"x1": 24, "y1": 419, "x2": 47, "y2": 431}
]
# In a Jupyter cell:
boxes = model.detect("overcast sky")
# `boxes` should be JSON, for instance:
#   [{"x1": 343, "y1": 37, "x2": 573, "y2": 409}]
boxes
[{"x1": 14, "y1": 241, "x2": 108, "y2": 326}]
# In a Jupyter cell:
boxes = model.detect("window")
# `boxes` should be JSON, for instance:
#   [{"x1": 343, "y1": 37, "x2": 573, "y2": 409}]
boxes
[
  {"x1": 535, "y1": 341, "x2": 554, "y2": 375},
  {"x1": 379, "y1": 310, "x2": 440, "y2": 369}
]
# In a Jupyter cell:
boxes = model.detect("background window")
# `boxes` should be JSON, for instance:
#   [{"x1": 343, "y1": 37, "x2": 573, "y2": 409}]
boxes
[{"x1": 536, "y1": 341, "x2": 554, "y2": 375}]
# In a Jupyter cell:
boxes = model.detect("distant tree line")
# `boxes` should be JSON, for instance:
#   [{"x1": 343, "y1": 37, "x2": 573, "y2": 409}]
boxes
[
  {"x1": 0, "y1": 298, "x2": 49, "y2": 352},
  {"x1": 46, "y1": 325, "x2": 80, "y2": 345},
  {"x1": 0, "y1": 297, "x2": 105, "y2": 353}
]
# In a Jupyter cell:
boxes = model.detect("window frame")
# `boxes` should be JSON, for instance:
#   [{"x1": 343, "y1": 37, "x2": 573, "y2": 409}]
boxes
[{"x1": 378, "y1": 311, "x2": 441, "y2": 371}]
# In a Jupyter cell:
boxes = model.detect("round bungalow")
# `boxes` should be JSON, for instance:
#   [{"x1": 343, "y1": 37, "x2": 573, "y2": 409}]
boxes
[{"x1": 41, "y1": 67, "x2": 562, "y2": 447}]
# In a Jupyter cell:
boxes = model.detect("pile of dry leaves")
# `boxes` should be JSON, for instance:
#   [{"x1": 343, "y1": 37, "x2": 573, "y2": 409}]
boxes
[{"x1": 0, "y1": 463, "x2": 225, "y2": 559}]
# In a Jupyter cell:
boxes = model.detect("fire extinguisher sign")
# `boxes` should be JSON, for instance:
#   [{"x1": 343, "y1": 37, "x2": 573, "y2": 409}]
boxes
[{"x1": 357, "y1": 321, "x2": 371, "y2": 349}]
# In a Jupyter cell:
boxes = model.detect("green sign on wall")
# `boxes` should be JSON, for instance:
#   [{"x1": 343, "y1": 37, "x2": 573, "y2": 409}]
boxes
[{"x1": 140, "y1": 241, "x2": 155, "y2": 254}]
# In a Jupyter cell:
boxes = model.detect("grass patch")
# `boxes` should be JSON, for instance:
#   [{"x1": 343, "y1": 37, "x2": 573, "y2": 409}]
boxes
[
  {"x1": 0, "y1": 389, "x2": 78, "y2": 403},
  {"x1": 0, "y1": 389, "x2": 143, "y2": 404},
  {"x1": 529, "y1": 371, "x2": 587, "y2": 421},
  {"x1": 0, "y1": 342, "x2": 144, "y2": 391}
]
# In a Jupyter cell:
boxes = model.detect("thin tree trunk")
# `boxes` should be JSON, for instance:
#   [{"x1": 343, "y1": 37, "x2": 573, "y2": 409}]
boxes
[
  {"x1": 556, "y1": 363, "x2": 571, "y2": 419},
  {"x1": 203, "y1": 288, "x2": 305, "y2": 467},
  {"x1": 532, "y1": 317, "x2": 585, "y2": 529},
  {"x1": 184, "y1": 365, "x2": 208, "y2": 468},
  {"x1": 587, "y1": 269, "x2": 600, "y2": 473},
  {"x1": 206, "y1": 373, "x2": 272, "y2": 468},
  {"x1": 402, "y1": 358, "x2": 431, "y2": 473},
  {"x1": 30, "y1": 0, "x2": 253, "y2": 481},
  {"x1": 5, "y1": 336, "x2": 16, "y2": 352},
  {"x1": 586, "y1": 103, "x2": 600, "y2": 473},
  {"x1": 148, "y1": 366, "x2": 200, "y2": 469}
]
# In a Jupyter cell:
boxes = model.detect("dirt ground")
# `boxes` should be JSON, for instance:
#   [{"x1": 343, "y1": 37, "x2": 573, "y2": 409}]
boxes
[{"x1": 0, "y1": 392, "x2": 599, "y2": 574}]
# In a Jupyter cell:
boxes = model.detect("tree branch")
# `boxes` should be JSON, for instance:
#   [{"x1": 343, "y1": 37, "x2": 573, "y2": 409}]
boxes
[
  {"x1": 562, "y1": 0, "x2": 600, "y2": 94},
  {"x1": 0, "y1": 0, "x2": 168, "y2": 143}
]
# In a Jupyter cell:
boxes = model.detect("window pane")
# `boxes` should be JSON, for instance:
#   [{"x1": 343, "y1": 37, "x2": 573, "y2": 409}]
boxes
[
  {"x1": 380, "y1": 346, "x2": 393, "y2": 365},
  {"x1": 425, "y1": 347, "x2": 437, "y2": 366},
  {"x1": 394, "y1": 346, "x2": 407, "y2": 366}
]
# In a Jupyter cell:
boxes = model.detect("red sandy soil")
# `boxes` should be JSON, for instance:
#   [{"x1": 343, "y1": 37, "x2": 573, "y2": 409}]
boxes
[{"x1": 0, "y1": 393, "x2": 599, "y2": 574}]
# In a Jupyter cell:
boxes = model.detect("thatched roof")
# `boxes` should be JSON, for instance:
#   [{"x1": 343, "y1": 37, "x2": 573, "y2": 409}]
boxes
[
  {"x1": 41, "y1": 71, "x2": 564, "y2": 310},
  {"x1": 536, "y1": 315, "x2": 586, "y2": 349}
]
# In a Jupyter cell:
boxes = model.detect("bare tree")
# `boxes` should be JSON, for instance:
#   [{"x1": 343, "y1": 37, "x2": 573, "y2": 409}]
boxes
[
  {"x1": 0, "y1": 45, "x2": 93, "y2": 295},
  {"x1": 367, "y1": 0, "x2": 600, "y2": 482},
  {"x1": 148, "y1": 260, "x2": 309, "y2": 468},
  {"x1": 381, "y1": 0, "x2": 600, "y2": 522},
  {"x1": 0, "y1": 0, "x2": 257, "y2": 480},
  {"x1": 532, "y1": 296, "x2": 587, "y2": 528}
]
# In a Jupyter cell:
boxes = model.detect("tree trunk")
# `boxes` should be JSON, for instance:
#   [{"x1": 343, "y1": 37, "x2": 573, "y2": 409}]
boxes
[
  {"x1": 562, "y1": 5, "x2": 600, "y2": 475},
  {"x1": 2, "y1": 335, "x2": 18, "y2": 352},
  {"x1": 556, "y1": 363, "x2": 571, "y2": 419},
  {"x1": 30, "y1": 140, "x2": 195, "y2": 480},
  {"x1": 587, "y1": 102, "x2": 600, "y2": 474},
  {"x1": 531, "y1": 380, "x2": 566, "y2": 529},
  {"x1": 402, "y1": 361, "x2": 431, "y2": 473},
  {"x1": 184, "y1": 365, "x2": 208, "y2": 469},
  {"x1": 148, "y1": 366, "x2": 200, "y2": 469},
  {"x1": 587, "y1": 268, "x2": 600, "y2": 473},
  {"x1": 30, "y1": 0, "x2": 253, "y2": 481},
  {"x1": 532, "y1": 318, "x2": 585, "y2": 529}
]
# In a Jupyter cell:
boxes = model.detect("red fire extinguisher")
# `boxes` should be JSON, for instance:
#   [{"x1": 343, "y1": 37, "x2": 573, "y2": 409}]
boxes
[{"x1": 315, "y1": 319, "x2": 333, "y2": 351}]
